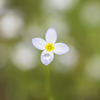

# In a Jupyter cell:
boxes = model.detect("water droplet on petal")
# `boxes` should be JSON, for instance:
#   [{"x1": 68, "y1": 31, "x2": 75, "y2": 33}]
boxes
[
  {"x1": 41, "y1": 51, "x2": 54, "y2": 65},
  {"x1": 41, "y1": 52, "x2": 53, "y2": 65},
  {"x1": 43, "y1": 53, "x2": 51, "y2": 61}
]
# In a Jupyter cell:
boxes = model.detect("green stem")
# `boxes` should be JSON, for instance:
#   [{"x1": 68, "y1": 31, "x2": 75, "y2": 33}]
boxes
[{"x1": 45, "y1": 66, "x2": 53, "y2": 100}]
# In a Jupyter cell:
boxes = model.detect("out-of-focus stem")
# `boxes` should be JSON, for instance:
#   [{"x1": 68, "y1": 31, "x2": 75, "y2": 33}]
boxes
[{"x1": 45, "y1": 66, "x2": 53, "y2": 100}]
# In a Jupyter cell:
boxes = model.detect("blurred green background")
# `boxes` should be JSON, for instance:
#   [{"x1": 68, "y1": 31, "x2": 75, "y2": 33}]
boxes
[{"x1": 0, "y1": 0, "x2": 100, "y2": 100}]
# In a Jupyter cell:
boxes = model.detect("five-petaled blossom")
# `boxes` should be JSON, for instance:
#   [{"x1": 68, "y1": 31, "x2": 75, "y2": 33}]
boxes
[{"x1": 32, "y1": 28, "x2": 70, "y2": 65}]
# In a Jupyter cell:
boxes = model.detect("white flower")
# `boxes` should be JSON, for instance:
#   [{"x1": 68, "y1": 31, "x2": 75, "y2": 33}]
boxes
[{"x1": 32, "y1": 28, "x2": 70, "y2": 65}]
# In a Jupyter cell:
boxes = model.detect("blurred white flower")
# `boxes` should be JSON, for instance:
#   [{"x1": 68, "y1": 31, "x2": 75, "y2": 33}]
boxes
[
  {"x1": 44, "y1": 15, "x2": 70, "y2": 41},
  {"x1": 42, "y1": 0, "x2": 79, "y2": 12},
  {"x1": 85, "y1": 55, "x2": 100, "y2": 80},
  {"x1": 0, "y1": 0, "x2": 6, "y2": 11},
  {"x1": 0, "y1": 10, "x2": 24, "y2": 39},
  {"x1": 10, "y1": 42, "x2": 37, "y2": 70},
  {"x1": 32, "y1": 28, "x2": 70, "y2": 65},
  {"x1": 80, "y1": 2, "x2": 100, "y2": 27},
  {"x1": 53, "y1": 46, "x2": 79, "y2": 73},
  {"x1": 58, "y1": 46, "x2": 79, "y2": 66}
]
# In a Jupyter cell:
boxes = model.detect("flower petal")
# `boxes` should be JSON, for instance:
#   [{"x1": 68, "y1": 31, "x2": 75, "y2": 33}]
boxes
[
  {"x1": 32, "y1": 38, "x2": 46, "y2": 50},
  {"x1": 53, "y1": 43, "x2": 70, "y2": 55},
  {"x1": 41, "y1": 50, "x2": 54, "y2": 65},
  {"x1": 45, "y1": 28, "x2": 57, "y2": 43}
]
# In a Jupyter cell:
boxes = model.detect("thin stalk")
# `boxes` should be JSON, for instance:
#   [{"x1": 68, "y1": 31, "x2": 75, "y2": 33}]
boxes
[{"x1": 45, "y1": 66, "x2": 53, "y2": 100}]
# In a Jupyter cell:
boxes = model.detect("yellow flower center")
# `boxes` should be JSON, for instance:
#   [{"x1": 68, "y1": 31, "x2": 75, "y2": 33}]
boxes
[{"x1": 45, "y1": 43, "x2": 54, "y2": 52}]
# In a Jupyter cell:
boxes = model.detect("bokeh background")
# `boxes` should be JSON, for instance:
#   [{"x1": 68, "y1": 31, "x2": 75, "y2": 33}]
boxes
[{"x1": 0, "y1": 0, "x2": 100, "y2": 100}]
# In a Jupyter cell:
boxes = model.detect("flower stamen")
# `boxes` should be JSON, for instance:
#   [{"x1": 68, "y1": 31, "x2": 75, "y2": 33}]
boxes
[{"x1": 45, "y1": 43, "x2": 54, "y2": 52}]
